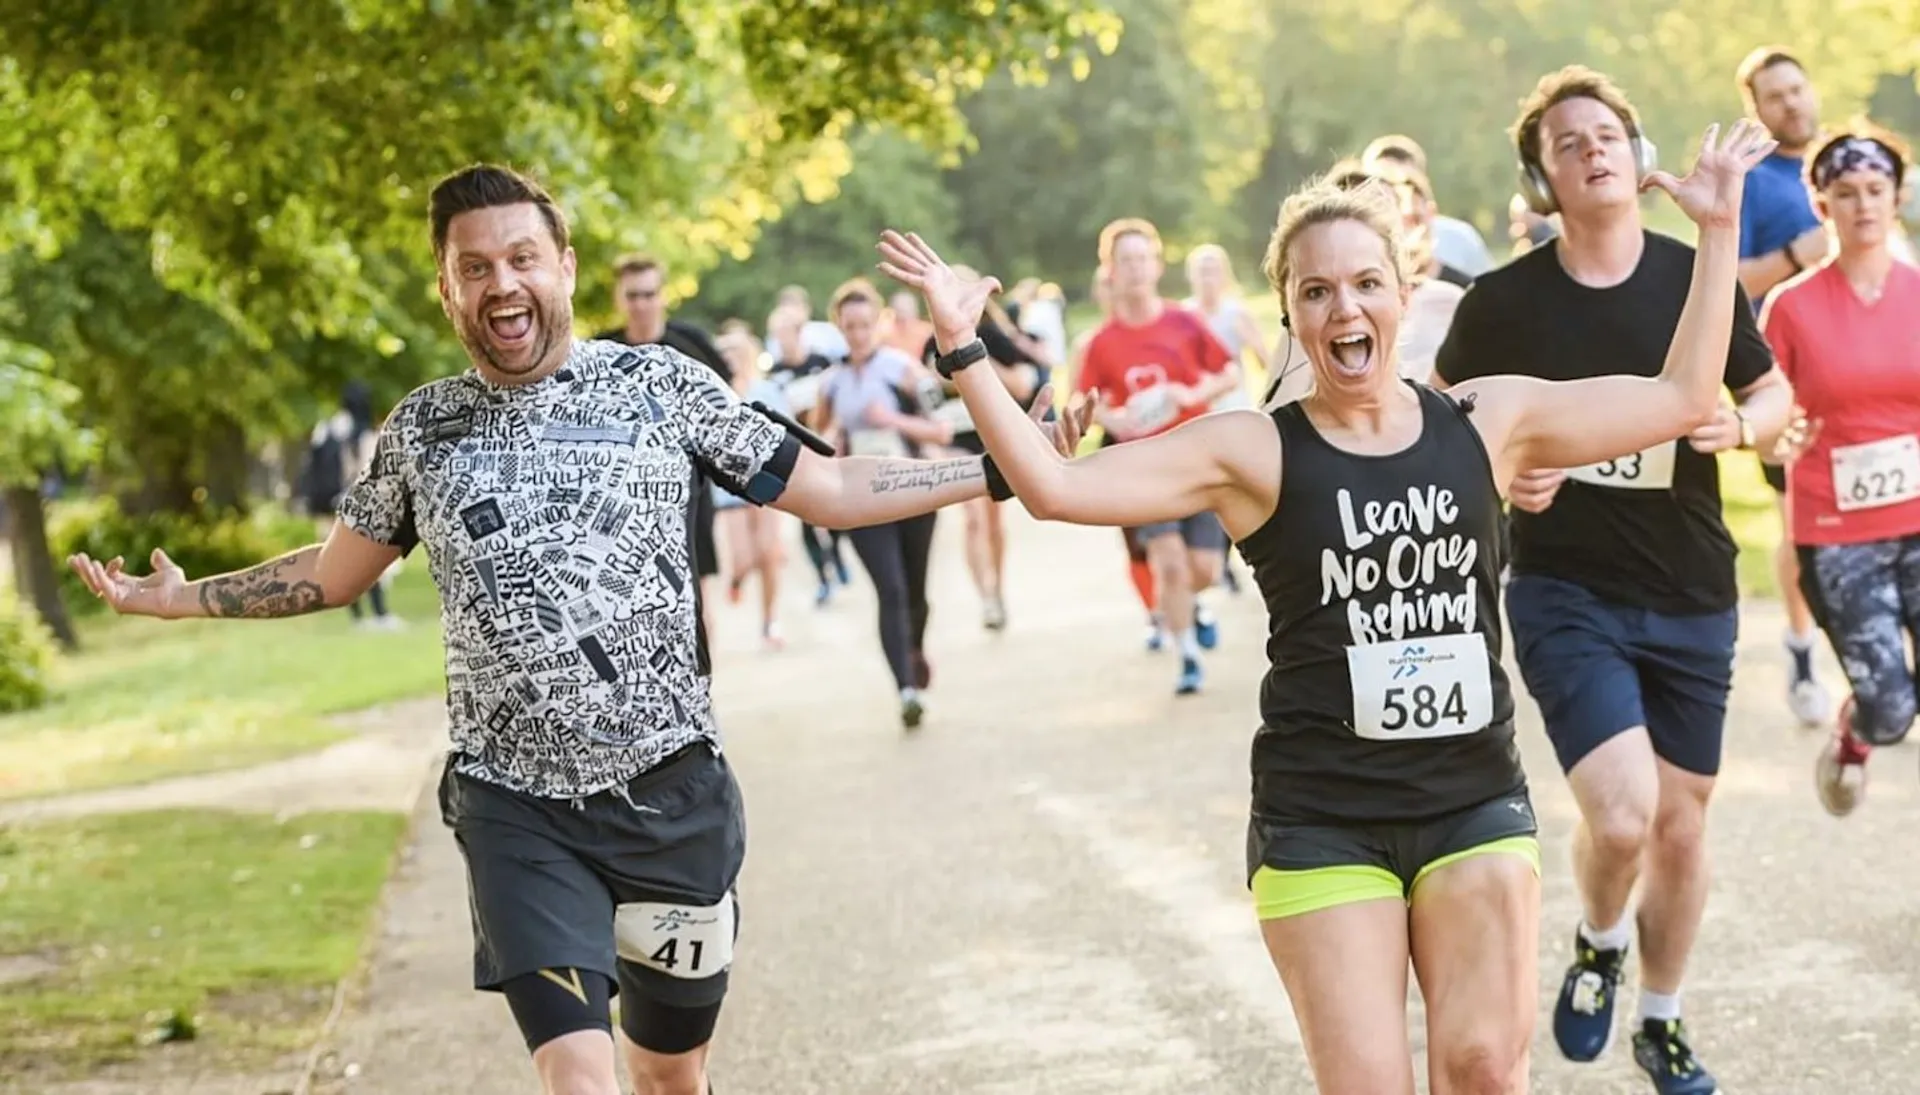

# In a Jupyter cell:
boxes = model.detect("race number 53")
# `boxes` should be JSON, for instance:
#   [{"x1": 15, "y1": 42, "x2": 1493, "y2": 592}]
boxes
[
  {"x1": 615, "y1": 895, "x2": 737, "y2": 980},
  {"x1": 1347, "y1": 632, "x2": 1494, "y2": 741},
  {"x1": 1565, "y1": 440, "x2": 1677, "y2": 491},
  {"x1": 1830, "y1": 434, "x2": 1920, "y2": 512}
]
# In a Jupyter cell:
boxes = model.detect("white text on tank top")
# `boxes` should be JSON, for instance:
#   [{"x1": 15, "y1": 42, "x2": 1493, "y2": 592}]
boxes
[{"x1": 1323, "y1": 482, "x2": 1495, "y2": 741}]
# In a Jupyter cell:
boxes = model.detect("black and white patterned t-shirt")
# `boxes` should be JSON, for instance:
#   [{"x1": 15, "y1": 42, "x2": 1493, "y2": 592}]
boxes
[{"x1": 337, "y1": 339, "x2": 788, "y2": 797}]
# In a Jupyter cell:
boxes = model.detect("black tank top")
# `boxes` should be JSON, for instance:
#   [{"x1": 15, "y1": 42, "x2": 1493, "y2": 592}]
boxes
[{"x1": 1238, "y1": 384, "x2": 1522, "y2": 825}]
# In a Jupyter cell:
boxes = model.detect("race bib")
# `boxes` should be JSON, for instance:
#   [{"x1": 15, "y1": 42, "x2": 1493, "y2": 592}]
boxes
[
  {"x1": 930, "y1": 397, "x2": 976, "y2": 434},
  {"x1": 1126, "y1": 385, "x2": 1178, "y2": 436},
  {"x1": 1564, "y1": 440, "x2": 1676, "y2": 491},
  {"x1": 614, "y1": 897, "x2": 736, "y2": 980},
  {"x1": 782, "y1": 374, "x2": 822, "y2": 414},
  {"x1": 1830, "y1": 434, "x2": 1920, "y2": 512},
  {"x1": 847, "y1": 429, "x2": 908, "y2": 458},
  {"x1": 1347, "y1": 631, "x2": 1494, "y2": 742}
]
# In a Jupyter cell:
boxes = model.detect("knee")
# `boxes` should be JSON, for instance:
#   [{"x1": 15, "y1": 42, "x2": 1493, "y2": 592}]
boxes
[
  {"x1": 1648, "y1": 799, "x2": 1707, "y2": 862},
  {"x1": 533, "y1": 1039, "x2": 622, "y2": 1095},
  {"x1": 1587, "y1": 801, "x2": 1653, "y2": 862},
  {"x1": 627, "y1": 1055, "x2": 707, "y2": 1095},
  {"x1": 1438, "y1": 1036, "x2": 1525, "y2": 1095}
]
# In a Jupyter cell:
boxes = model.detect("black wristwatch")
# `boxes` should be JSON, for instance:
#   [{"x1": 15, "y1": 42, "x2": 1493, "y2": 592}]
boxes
[{"x1": 934, "y1": 337, "x2": 988, "y2": 379}]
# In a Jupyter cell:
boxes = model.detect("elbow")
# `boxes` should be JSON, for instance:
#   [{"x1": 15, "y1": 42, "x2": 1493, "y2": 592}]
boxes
[{"x1": 1011, "y1": 467, "x2": 1073, "y2": 522}]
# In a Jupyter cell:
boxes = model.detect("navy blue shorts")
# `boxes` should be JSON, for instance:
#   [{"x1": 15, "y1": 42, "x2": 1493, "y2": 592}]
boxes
[{"x1": 1504, "y1": 574, "x2": 1737, "y2": 777}]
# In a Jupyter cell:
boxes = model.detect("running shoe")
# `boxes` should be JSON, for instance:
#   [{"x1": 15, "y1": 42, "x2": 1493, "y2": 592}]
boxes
[
  {"x1": 1632, "y1": 1018, "x2": 1717, "y2": 1094},
  {"x1": 1552, "y1": 928, "x2": 1627, "y2": 1062},
  {"x1": 1145, "y1": 615, "x2": 1167, "y2": 653},
  {"x1": 983, "y1": 595, "x2": 1007, "y2": 631},
  {"x1": 1815, "y1": 695, "x2": 1869, "y2": 817},
  {"x1": 1175, "y1": 656, "x2": 1203, "y2": 695},
  {"x1": 1194, "y1": 605, "x2": 1219, "y2": 651},
  {"x1": 900, "y1": 690, "x2": 925, "y2": 730}
]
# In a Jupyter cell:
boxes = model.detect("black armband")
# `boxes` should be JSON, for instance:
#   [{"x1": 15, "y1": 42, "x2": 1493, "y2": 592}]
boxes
[
  {"x1": 981, "y1": 454, "x2": 1015, "y2": 502},
  {"x1": 750, "y1": 401, "x2": 834, "y2": 456}
]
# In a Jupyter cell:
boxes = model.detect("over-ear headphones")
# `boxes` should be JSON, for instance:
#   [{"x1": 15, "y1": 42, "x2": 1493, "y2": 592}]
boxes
[{"x1": 1517, "y1": 128, "x2": 1658, "y2": 216}]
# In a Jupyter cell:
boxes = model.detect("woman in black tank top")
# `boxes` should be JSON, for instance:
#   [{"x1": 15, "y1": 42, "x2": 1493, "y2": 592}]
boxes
[{"x1": 877, "y1": 119, "x2": 1773, "y2": 1095}]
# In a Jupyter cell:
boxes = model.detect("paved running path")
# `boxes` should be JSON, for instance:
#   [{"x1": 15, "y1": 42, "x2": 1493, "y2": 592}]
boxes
[{"x1": 302, "y1": 508, "x2": 1918, "y2": 1094}]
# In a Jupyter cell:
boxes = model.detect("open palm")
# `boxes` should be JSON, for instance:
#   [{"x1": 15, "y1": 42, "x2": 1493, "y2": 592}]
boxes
[
  {"x1": 67, "y1": 548, "x2": 186, "y2": 618},
  {"x1": 875, "y1": 230, "x2": 1002, "y2": 346},
  {"x1": 1641, "y1": 119, "x2": 1778, "y2": 229}
]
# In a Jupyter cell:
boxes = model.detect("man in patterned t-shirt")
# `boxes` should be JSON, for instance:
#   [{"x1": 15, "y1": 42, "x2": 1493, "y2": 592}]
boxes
[{"x1": 67, "y1": 165, "x2": 1061, "y2": 1095}]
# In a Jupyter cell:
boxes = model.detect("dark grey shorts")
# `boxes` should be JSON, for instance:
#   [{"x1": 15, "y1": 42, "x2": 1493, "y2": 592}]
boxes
[
  {"x1": 1128, "y1": 512, "x2": 1227, "y2": 552},
  {"x1": 438, "y1": 741, "x2": 746, "y2": 1009}
]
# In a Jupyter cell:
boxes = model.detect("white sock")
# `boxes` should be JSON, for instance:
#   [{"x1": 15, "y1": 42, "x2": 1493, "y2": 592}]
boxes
[
  {"x1": 1178, "y1": 629, "x2": 1202, "y2": 660},
  {"x1": 1785, "y1": 628, "x2": 1816, "y2": 651},
  {"x1": 1578, "y1": 917, "x2": 1632, "y2": 952},
  {"x1": 1638, "y1": 989, "x2": 1682, "y2": 1023},
  {"x1": 900, "y1": 687, "x2": 920, "y2": 704}
]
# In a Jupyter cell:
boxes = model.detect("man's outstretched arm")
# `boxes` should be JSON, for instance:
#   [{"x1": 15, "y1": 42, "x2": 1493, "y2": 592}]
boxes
[{"x1": 70, "y1": 522, "x2": 403, "y2": 620}]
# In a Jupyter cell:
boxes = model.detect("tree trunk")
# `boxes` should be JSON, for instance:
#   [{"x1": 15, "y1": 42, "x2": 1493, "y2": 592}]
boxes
[
  {"x1": 3, "y1": 484, "x2": 79, "y2": 651},
  {"x1": 202, "y1": 417, "x2": 252, "y2": 513}
]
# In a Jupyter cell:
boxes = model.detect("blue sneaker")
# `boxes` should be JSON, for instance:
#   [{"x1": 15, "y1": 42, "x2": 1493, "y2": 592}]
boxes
[
  {"x1": 1175, "y1": 656, "x2": 1203, "y2": 695},
  {"x1": 1194, "y1": 606, "x2": 1219, "y2": 650},
  {"x1": 1145, "y1": 615, "x2": 1166, "y2": 652},
  {"x1": 1632, "y1": 1019, "x2": 1717, "y2": 1094},
  {"x1": 1553, "y1": 928, "x2": 1627, "y2": 1062}
]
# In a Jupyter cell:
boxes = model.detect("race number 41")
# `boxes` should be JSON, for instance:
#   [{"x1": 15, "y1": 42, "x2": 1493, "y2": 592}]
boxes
[
  {"x1": 1346, "y1": 631, "x2": 1494, "y2": 741},
  {"x1": 1831, "y1": 434, "x2": 1920, "y2": 512},
  {"x1": 615, "y1": 896, "x2": 737, "y2": 980}
]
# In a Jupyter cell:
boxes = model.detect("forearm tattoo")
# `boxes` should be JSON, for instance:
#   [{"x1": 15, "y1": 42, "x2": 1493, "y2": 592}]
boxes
[
  {"x1": 867, "y1": 458, "x2": 986, "y2": 495},
  {"x1": 196, "y1": 548, "x2": 328, "y2": 618}
]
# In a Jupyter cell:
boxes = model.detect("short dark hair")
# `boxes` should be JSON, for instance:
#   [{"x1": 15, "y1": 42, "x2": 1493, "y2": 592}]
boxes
[
  {"x1": 1362, "y1": 134, "x2": 1426, "y2": 172},
  {"x1": 1737, "y1": 47, "x2": 1804, "y2": 101},
  {"x1": 828, "y1": 276, "x2": 881, "y2": 320},
  {"x1": 1326, "y1": 157, "x2": 1378, "y2": 192},
  {"x1": 1512, "y1": 65, "x2": 1642, "y2": 169},
  {"x1": 428, "y1": 164, "x2": 570, "y2": 261},
  {"x1": 613, "y1": 253, "x2": 663, "y2": 281}
]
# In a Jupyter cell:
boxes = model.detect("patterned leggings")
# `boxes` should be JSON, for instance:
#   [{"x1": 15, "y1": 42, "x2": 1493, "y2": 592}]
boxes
[{"x1": 1800, "y1": 533, "x2": 1920, "y2": 746}]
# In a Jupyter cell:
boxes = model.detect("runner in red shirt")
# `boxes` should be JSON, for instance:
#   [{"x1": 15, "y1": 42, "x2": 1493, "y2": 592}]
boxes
[
  {"x1": 1759, "y1": 126, "x2": 1920, "y2": 817},
  {"x1": 1076, "y1": 217, "x2": 1239, "y2": 694}
]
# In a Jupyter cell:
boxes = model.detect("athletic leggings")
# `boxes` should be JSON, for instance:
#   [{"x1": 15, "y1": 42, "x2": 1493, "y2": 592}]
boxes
[
  {"x1": 1800, "y1": 533, "x2": 1920, "y2": 746},
  {"x1": 849, "y1": 514, "x2": 937, "y2": 690},
  {"x1": 800, "y1": 522, "x2": 845, "y2": 583}
]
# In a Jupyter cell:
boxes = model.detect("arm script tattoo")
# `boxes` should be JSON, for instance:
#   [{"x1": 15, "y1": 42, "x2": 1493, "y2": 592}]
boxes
[
  {"x1": 866, "y1": 458, "x2": 985, "y2": 495},
  {"x1": 196, "y1": 547, "x2": 328, "y2": 619}
]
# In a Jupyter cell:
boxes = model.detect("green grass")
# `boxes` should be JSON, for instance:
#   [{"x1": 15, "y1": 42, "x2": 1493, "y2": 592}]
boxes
[
  {"x1": 0, "y1": 808, "x2": 408, "y2": 1078},
  {"x1": 0, "y1": 567, "x2": 447, "y2": 802}
]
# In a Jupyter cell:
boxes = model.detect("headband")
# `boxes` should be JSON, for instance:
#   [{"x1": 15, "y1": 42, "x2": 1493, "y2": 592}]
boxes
[{"x1": 1813, "y1": 137, "x2": 1898, "y2": 190}]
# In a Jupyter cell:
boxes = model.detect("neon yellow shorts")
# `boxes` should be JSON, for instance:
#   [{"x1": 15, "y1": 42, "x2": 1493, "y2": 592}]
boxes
[{"x1": 1247, "y1": 791, "x2": 1542, "y2": 921}]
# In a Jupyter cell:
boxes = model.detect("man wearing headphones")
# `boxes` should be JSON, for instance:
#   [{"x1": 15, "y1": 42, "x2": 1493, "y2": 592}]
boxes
[{"x1": 1433, "y1": 66, "x2": 1793, "y2": 1095}]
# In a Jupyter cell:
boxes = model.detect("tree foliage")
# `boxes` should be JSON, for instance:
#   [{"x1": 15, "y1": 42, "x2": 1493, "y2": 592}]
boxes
[{"x1": 0, "y1": 1, "x2": 1115, "y2": 352}]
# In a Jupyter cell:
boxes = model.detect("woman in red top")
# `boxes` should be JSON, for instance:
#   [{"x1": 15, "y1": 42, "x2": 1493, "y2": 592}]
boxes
[{"x1": 1759, "y1": 125, "x2": 1920, "y2": 817}]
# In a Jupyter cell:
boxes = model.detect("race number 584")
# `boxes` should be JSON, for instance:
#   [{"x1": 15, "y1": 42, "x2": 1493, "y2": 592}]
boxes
[{"x1": 1347, "y1": 632, "x2": 1494, "y2": 742}]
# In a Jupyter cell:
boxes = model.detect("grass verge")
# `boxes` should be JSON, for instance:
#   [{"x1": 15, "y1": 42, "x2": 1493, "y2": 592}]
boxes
[
  {"x1": 0, "y1": 567, "x2": 446, "y2": 802},
  {"x1": 0, "y1": 808, "x2": 408, "y2": 1080}
]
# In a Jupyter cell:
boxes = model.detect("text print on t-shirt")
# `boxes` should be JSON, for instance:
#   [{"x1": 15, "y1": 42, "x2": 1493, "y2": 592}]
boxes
[{"x1": 1323, "y1": 483, "x2": 1495, "y2": 742}]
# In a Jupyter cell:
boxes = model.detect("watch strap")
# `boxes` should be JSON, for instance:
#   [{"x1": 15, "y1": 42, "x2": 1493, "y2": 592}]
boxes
[{"x1": 935, "y1": 337, "x2": 988, "y2": 379}]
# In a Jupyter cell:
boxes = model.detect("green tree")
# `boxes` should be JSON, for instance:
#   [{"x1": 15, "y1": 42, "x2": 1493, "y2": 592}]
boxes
[{"x1": 684, "y1": 128, "x2": 961, "y2": 329}]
